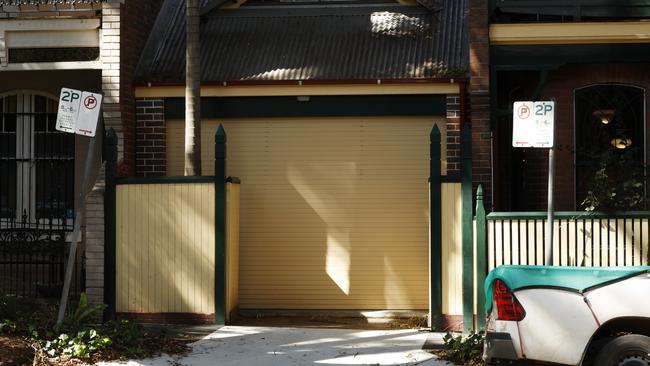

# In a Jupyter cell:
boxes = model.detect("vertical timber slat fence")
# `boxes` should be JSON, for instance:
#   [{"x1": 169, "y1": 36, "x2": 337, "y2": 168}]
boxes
[
  {"x1": 474, "y1": 188, "x2": 650, "y2": 330},
  {"x1": 431, "y1": 123, "x2": 466, "y2": 332},
  {"x1": 226, "y1": 178, "x2": 240, "y2": 323},
  {"x1": 104, "y1": 126, "x2": 239, "y2": 324},
  {"x1": 483, "y1": 212, "x2": 650, "y2": 269}
]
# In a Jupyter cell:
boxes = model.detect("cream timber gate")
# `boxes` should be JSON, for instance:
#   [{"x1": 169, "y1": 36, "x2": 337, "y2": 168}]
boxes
[
  {"x1": 105, "y1": 129, "x2": 241, "y2": 324},
  {"x1": 167, "y1": 116, "x2": 446, "y2": 311},
  {"x1": 115, "y1": 182, "x2": 216, "y2": 319}
]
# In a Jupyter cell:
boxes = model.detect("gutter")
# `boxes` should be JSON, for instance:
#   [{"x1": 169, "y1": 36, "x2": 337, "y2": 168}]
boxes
[{"x1": 135, "y1": 77, "x2": 469, "y2": 88}]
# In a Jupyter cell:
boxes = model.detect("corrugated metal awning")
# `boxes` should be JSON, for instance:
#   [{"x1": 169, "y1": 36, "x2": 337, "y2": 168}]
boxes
[{"x1": 136, "y1": 0, "x2": 468, "y2": 84}]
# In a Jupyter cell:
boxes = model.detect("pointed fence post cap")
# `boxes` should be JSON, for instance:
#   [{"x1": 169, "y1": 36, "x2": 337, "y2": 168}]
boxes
[
  {"x1": 477, "y1": 184, "x2": 484, "y2": 199},
  {"x1": 215, "y1": 124, "x2": 227, "y2": 143},
  {"x1": 430, "y1": 124, "x2": 441, "y2": 142},
  {"x1": 106, "y1": 127, "x2": 117, "y2": 144}
]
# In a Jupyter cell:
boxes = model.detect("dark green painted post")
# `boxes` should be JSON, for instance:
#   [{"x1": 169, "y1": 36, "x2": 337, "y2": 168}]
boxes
[
  {"x1": 461, "y1": 126, "x2": 474, "y2": 332},
  {"x1": 103, "y1": 128, "x2": 117, "y2": 321},
  {"x1": 215, "y1": 125, "x2": 227, "y2": 325},
  {"x1": 430, "y1": 125, "x2": 442, "y2": 331},
  {"x1": 475, "y1": 185, "x2": 487, "y2": 330}
]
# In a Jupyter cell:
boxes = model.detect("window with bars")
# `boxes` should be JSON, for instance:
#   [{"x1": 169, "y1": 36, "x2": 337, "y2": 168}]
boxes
[
  {"x1": 0, "y1": 92, "x2": 74, "y2": 228},
  {"x1": 574, "y1": 84, "x2": 646, "y2": 210}
]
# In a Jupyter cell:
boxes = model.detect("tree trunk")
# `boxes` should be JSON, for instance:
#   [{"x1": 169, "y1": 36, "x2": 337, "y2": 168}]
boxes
[{"x1": 185, "y1": 0, "x2": 201, "y2": 175}]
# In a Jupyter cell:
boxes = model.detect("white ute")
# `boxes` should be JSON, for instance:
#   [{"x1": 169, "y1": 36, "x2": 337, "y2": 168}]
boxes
[{"x1": 483, "y1": 266, "x2": 650, "y2": 366}]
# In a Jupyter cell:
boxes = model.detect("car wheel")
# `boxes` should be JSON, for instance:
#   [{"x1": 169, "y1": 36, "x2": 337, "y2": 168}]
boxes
[{"x1": 595, "y1": 334, "x2": 650, "y2": 366}]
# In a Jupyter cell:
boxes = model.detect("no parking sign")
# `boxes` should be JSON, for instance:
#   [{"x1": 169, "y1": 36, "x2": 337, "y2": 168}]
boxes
[
  {"x1": 54, "y1": 87, "x2": 103, "y2": 323},
  {"x1": 512, "y1": 101, "x2": 555, "y2": 148},
  {"x1": 55, "y1": 88, "x2": 103, "y2": 137},
  {"x1": 512, "y1": 100, "x2": 557, "y2": 265}
]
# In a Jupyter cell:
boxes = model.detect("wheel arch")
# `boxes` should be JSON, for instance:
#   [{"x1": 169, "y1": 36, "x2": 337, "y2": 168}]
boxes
[{"x1": 580, "y1": 317, "x2": 650, "y2": 365}]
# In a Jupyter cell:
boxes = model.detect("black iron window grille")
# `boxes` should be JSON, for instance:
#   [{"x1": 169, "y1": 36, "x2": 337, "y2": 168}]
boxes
[{"x1": 0, "y1": 92, "x2": 82, "y2": 298}]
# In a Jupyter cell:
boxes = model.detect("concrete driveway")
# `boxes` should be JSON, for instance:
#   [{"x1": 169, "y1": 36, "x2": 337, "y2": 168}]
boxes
[{"x1": 99, "y1": 326, "x2": 449, "y2": 366}]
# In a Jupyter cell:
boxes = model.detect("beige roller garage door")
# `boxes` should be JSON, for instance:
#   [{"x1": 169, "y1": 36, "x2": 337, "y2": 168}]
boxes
[{"x1": 167, "y1": 116, "x2": 446, "y2": 310}]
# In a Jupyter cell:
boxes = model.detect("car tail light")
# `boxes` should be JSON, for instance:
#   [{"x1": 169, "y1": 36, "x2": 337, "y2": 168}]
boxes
[{"x1": 493, "y1": 280, "x2": 526, "y2": 321}]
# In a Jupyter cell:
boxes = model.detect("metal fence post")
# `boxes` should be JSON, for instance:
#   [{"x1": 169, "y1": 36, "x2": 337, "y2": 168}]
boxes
[
  {"x1": 461, "y1": 126, "x2": 474, "y2": 332},
  {"x1": 475, "y1": 184, "x2": 487, "y2": 330},
  {"x1": 215, "y1": 125, "x2": 227, "y2": 324},
  {"x1": 103, "y1": 128, "x2": 117, "y2": 321},
  {"x1": 430, "y1": 124, "x2": 442, "y2": 331}
]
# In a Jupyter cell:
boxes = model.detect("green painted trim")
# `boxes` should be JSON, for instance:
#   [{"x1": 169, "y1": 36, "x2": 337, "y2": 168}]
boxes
[
  {"x1": 428, "y1": 174, "x2": 461, "y2": 183},
  {"x1": 475, "y1": 185, "x2": 487, "y2": 331},
  {"x1": 441, "y1": 173, "x2": 461, "y2": 183},
  {"x1": 486, "y1": 211, "x2": 650, "y2": 220},
  {"x1": 214, "y1": 125, "x2": 227, "y2": 325},
  {"x1": 164, "y1": 95, "x2": 446, "y2": 120},
  {"x1": 115, "y1": 176, "x2": 215, "y2": 185},
  {"x1": 440, "y1": 175, "x2": 462, "y2": 183},
  {"x1": 461, "y1": 126, "x2": 474, "y2": 332},
  {"x1": 103, "y1": 128, "x2": 117, "y2": 321},
  {"x1": 430, "y1": 124, "x2": 442, "y2": 331},
  {"x1": 492, "y1": 44, "x2": 650, "y2": 69},
  {"x1": 490, "y1": 0, "x2": 650, "y2": 20}
]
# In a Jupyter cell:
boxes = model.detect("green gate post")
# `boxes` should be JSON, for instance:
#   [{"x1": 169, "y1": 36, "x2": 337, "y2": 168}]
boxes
[
  {"x1": 461, "y1": 126, "x2": 474, "y2": 332},
  {"x1": 475, "y1": 185, "x2": 487, "y2": 330},
  {"x1": 215, "y1": 125, "x2": 227, "y2": 325},
  {"x1": 103, "y1": 128, "x2": 117, "y2": 321},
  {"x1": 430, "y1": 125, "x2": 442, "y2": 331}
]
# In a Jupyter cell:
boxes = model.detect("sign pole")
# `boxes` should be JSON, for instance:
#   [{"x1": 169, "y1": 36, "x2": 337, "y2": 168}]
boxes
[
  {"x1": 55, "y1": 88, "x2": 103, "y2": 325},
  {"x1": 545, "y1": 146, "x2": 555, "y2": 266},
  {"x1": 512, "y1": 100, "x2": 555, "y2": 266},
  {"x1": 57, "y1": 136, "x2": 97, "y2": 324}
]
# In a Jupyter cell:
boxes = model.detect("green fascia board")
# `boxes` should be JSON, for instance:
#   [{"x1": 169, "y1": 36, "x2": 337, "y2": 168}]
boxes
[
  {"x1": 441, "y1": 173, "x2": 461, "y2": 183},
  {"x1": 487, "y1": 211, "x2": 650, "y2": 220},
  {"x1": 485, "y1": 265, "x2": 650, "y2": 312},
  {"x1": 165, "y1": 95, "x2": 446, "y2": 120},
  {"x1": 490, "y1": 0, "x2": 650, "y2": 18},
  {"x1": 115, "y1": 176, "x2": 215, "y2": 185},
  {"x1": 492, "y1": 44, "x2": 650, "y2": 69}
]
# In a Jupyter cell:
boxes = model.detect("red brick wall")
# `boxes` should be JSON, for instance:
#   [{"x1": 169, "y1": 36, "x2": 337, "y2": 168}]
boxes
[
  {"x1": 447, "y1": 94, "x2": 461, "y2": 173},
  {"x1": 520, "y1": 63, "x2": 650, "y2": 210},
  {"x1": 469, "y1": 0, "x2": 492, "y2": 209},
  {"x1": 136, "y1": 98, "x2": 166, "y2": 176},
  {"x1": 119, "y1": 0, "x2": 164, "y2": 176}
]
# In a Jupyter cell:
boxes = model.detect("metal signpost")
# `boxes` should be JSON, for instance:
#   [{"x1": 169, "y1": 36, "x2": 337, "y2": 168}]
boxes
[
  {"x1": 55, "y1": 88, "x2": 103, "y2": 324},
  {"x1": 512, "y1": 101, "x2": 556, "y2": 265}
]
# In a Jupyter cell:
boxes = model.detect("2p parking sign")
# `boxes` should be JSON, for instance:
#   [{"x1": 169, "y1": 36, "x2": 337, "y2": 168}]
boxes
[
  {"x1": 55, "y1": 88, "x2": 103, "y2": 137},
  {"x1": 512, "y1": 101, "x2": 555, "y2": 148}
]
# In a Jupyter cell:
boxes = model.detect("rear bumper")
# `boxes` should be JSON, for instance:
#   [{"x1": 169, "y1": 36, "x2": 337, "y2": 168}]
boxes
[{"x1": 483, "y1": 332, "x2": 519, "y2": 362}]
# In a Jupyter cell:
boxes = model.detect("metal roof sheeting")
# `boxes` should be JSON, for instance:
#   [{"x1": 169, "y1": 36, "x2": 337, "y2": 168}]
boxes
[{"x1": 136, "y1": 0, "x2": 468, "y2": 83}]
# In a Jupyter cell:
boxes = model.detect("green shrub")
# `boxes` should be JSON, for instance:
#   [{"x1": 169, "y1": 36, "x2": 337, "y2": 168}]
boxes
[
  {"x1": 443, "y1": 331, "x2": 484, "y2": 365},
  {"x1": 58, "y1": 292, "x2": 107, "y2": 333},
  {"x1": 103, "y1": 320, "x2": 147, "y2": 357},
  {"x1": 0, "y1": 319, "x2": 16, "y2": 334},
  {"x1": 44, "y1": 329, "x2": 112, "y2": 360}
]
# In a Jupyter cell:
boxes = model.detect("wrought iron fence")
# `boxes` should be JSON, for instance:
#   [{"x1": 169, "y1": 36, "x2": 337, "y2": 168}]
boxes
[{"x1": 0, "y1": 110, "x2": 83, "y2": 298}]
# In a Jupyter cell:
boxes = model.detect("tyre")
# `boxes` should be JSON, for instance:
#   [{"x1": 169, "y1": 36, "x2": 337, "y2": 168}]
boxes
[{"x1": 594, "y1": 334, "x2": 650, "y2": 366}]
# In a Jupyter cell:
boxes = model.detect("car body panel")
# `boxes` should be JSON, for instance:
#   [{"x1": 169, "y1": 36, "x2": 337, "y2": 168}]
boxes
[
  {"x1": 484, "y1": 267, "x2": 650, "y2": 365},
  {"x1": 514, "y1": 288, "x2": 598, "y2": 365},
  {"x1": 586, "y1": 273, "x2": 650, "y2": 323},
  {"x1": 486, "y1": 307, "x2": 524, "y2": 360}
]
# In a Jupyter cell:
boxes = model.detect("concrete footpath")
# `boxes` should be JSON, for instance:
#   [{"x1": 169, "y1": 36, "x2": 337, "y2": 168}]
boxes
[{"x1": 99, "y1": 326, "x2": 450, "y2": 366}]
